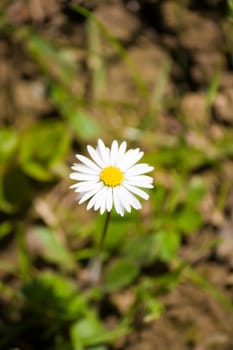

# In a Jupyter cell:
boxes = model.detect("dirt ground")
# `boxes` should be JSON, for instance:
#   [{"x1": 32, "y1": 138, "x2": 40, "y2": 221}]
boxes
[{"x1": 0, "y1": 0, "x2": 233, "y2": 349}]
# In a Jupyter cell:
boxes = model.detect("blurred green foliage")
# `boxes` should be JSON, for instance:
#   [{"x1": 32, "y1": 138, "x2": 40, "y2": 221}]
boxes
[
  {"x1": 19, "y1": 120, "x2": 70, "y2": 181},
  {"x1": 0, "y1": 271, "x2": 129, "y2": 350}
]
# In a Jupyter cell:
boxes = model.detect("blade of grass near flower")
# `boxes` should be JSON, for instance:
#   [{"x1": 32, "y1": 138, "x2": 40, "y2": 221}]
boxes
[
  {"x1": 139, "y1": 58, "x2": 171, "y2": 130},
  {"x1": 205, "y1": 70, "x2": 221, "y2": 113},
  {"x1": 16, "y1": 29, "x2": 99, "y2": 140},
  {"x1": 87, "y1": 16, "x2": 106, "y2": 100},
  {"x1": 71, "y1": 4, "x2": 149, "y2": 97},
  {"x1": 32, "y1": 226, "x2": 75, "y2": 271},
  {"x1": 17, "y1": 223, "x2": 31, "y2": 281},
  {"x1": 185, "y1": 266, "x2": 233, "y2": 311}
]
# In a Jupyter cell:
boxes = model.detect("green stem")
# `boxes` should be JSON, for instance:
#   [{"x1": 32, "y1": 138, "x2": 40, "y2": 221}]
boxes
[
  {"x1": 98, "y1": 211, "x2": 111, "y2": 255},
  {"x1": 88, "y1": 211, "x2": 111, "y2": 283}
]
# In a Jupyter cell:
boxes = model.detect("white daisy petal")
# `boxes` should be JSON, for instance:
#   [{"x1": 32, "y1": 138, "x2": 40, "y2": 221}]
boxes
[
  {"x1": 76, "y1": 154, "x2": 101, "y2": 171},
  {"x1": 86, "y1": 187, "x2": 106, "y2": 211},
  {"x1": 78, "y1": 183, "x2": 104, "y2": 204},
  {"x1": 86, "y1": 195, "x2": 97, "y2": 211},
  {"x1": 113, "y1": 187, "x2": 124, "y2": 216},
  {"x1": 117, "y1": 149, "x2": 134, "y2": 169},
  {"x1": 125, "y1": 174, "x2": 153, "y2": 183},
  {"x1": 117, "y1": 186, "x2": 131, "y2": 213},
  {"x1": 87, "y1": 145, "x2": 106, "y2": 168},
  {"x1": 124, "y1": 178, "x2": 154, "y2": 188},
  {"x1": 70, "y1": 173, "x2": 99, "y2": 181},
  {"x1": 100, "y1": 204, "x2": 105, "y2": 215},
  {"x1": 73, "y1": 181, "x2": 101, "y2": 192},
  {"x1": 106, "y1": 187, "x2": 113, "y2": 212},
  {"x1": 93, "y1": 187, "x2": 108, "y2": 212},
  {"x1": 110, "y1": 140, "x2": 118, "y2": 166},
  {"x1": 123, "y1": 183, "x2": 149, "y2": 200},
  {"x1": 97, "y1": 139, "x2": 110, "y2": 164},
  {"x1": 118, "y1": 186, "x2": 142, "y2": 211},
  {"x1": 130, "y1": 196, "x2": 142, "y2": 210},
  {"x1": 120, "y1": 149, "x2": 144, "y2": 171},
  {"x1": 71, "y1": 163, "x2": 99, "y2": 175},
  {"x1": 115, "y1": 141, "x2": 127, "y2": 166},
  {"x1": 112, "y1": 187, "x2": 120, "y2": 215},
  {"x1": 99, "y1": 187, "x2": 109, "y2": 214},
  {"x1": 70, "y1": 183, "x2": 80, "y2": 189},
  {"x1": 126, "y1": 163, "x2": 154, "y2": 176}
]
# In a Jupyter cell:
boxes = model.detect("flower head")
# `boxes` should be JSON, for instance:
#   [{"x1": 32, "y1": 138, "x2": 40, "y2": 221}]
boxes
[{"x1": 70, "y1": 139, "x2": 154, "y2": 216}]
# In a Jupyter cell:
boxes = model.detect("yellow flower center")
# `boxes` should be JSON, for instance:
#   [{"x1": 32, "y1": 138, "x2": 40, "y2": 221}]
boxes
[{"x1": 100, "y1": 166, "x2": 123, "y2": 187}]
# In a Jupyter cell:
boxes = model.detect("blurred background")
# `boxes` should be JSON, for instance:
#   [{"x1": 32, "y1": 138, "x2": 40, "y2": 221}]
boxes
[{"x1": 0, "y1": 0, "x2": 233, "y2": 349}]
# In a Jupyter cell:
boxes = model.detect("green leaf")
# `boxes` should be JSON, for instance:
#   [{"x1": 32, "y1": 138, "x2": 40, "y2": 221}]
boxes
[
  {"x1": 150, "y1": 184, "x2": 167, "y2": 212},
  {"x1": 0, "y1": 221, "x2": 12, "y2": 240},
  {"x1": 21, "y1": 271, "x2": 82, "y2": 328},
  {"x1": 71, "y1": 316, "x2": 128, "y2": 350},
  {"x1": 144, "y1": 298, "x2": 164, "y2": 321},
  {"x1": 186, "y1": 178, "x2": 206, "y2": 207},
  {"x1": 1, "y1": 167, "x2": 30, "y2": 212},
  {"x1": 143, "y1": 267, "x2": 183, "y2": 295},
  {"x1": 154, "y1": 230, "x2": 180, "y2": 262},
  {"x1": 72, "y1": 316, "x2": 103, "y2": 343},
  {"x1": 123, "y1": 235, "x2": 158, "y2": 267},
  {"x1": 36, "y1": 271, "x2": 77, "y2": 299},
  {"x1": 176, "y1": 208, "x2": 203, "y2": 233},
  {"x1": 85, "y1": 325, "x2": 129, "y2": 346},
  {"x1": 32, "y1": 226, "x2": 75, "y2": 270},
  {"x1": 70, "y1": 314, "x2": 103, "y2": 350},
  {"x1": 50, "y1": 83, "x2": 99, "y2": 140},
  {"x1": 69, "y1": 111, "x2": 100, "y2": 139},
  {"x1": 147, "y1": 140, "x2": 208, "y2": 173},
  {"x1": 104, "y1": 259, "x2": 139, "y2": 292},
  {"x1": 19, "y1": 120, "x2": 70, "y2": 181},
  {"x1": 0, "y1": 128, "x2": 18, "y2": 163}
]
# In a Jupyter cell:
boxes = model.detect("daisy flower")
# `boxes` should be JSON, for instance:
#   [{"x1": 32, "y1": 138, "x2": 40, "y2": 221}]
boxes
[{"x1": 70, "y1": 139, "x2": 154, "y2": 216}]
